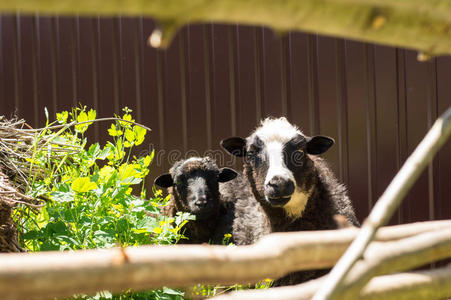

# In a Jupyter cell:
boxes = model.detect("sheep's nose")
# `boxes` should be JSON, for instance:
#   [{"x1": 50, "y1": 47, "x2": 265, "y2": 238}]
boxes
[
  {"x1": 266, "y1": 176, "x2": 295, "y2": 197},
  {"x1": 194, "y1": 196, "x2": 208, "y2": 208}
]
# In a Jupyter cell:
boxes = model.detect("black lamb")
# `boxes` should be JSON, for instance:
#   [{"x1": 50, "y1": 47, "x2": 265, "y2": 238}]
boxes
[
  {"x1": 220, "y1": 117, "x2": 359, "y2": 285},
  {"x1": 154, "y1": 157, "x2": 237, "y2": 244}
]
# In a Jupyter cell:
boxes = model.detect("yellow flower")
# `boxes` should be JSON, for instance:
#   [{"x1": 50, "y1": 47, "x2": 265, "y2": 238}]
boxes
[
  {"x1": 153, "y1": 227, "x2": 162, "y2": 234},
  {"x1": 112, "y1": 204, "x2": 124, "y2": 211},
  {"x1": 224, "y1": 233, "x2": 232, "y2": 238},
  {"x1": 120, "y1": 113, "x2": 135, "y2": 127}
]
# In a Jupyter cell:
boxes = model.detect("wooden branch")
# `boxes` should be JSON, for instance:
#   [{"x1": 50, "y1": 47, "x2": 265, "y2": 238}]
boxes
[
  {"x1": 213, "y1": 229, "x2": 451, "y2": 300},
  {"x1": 3, "y1": 1, "x2": 451, "y2": 55},
  {"x1": 361, "y1": 264, "x2": 451, "y2": 300},
  {"x1": 313, "y1": 107, "x2": 451, "y2": 300},
  {"x1": 0, "y1": 221, "x2": 449, "y2": 300},
  {"x1": 336, "y1": 227, "x2": 451, "y2": 299},
  {"x1": 372, "y1": 220, "x2": 451, "y2": 241},
  {"x1": 213, "y1": 263, "x2": 451, "y2": 300}
]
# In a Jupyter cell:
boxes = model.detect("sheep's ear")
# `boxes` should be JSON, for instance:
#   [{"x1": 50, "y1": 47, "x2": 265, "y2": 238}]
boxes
[
  {"x1": 306, "y1": 136, "x2": 334, "y2": 155},
  {"x1": 220, "y1": 137, "x2": 247, "y2": 157},
  {"x1": 218, "y1": 168, "x2": 238, "y2": 182},
  {"x1": 154, "y1": 173, "x2": 174, "y2": 188}
]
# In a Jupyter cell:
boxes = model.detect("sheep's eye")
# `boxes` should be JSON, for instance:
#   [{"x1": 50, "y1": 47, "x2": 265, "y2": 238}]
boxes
[{"x1": 289, "y1": 135, "x2": 305, "y2": 149}]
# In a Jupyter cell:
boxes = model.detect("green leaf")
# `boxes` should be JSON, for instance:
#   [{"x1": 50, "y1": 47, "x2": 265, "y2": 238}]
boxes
[
  {"x1": 44, "y1": 107, "x2": 50, "y2": 125},
  {"x1": 46, "y1": 220, "x2": 68, "y2": 235},
  {"x1": 50, "y1": 191, "x2": 75, "y2": 202},
  {"x1": 122, "y1": 177, "x2": 142, "y2": 185},
  {"x1": 56, "y1": 235, "x2": 80, "y2": 247},
  {"x1": 52, "y1": 135, "x2": 69, "y2": 144},
  {"x1": 23, "y1": 230, "x2": 40, "y2": 240},
  {"x1": 98, "y1": 146, "x2": 111, "y2": 160},
  {"x1": 118, "y1": 163, "x2": 139, "y2": 181},
  {"x1": 131, "y1": 228, "x2": 148, "y2": 234},
  {"x1": 71, "y1": 177, "x2": 98, "y2": 193},
  {"x1": 162, "y1": 287, "x2": 185, "y2": 296},
  {"x1": 87, "y1": 143, "x2": 101, "y2": 158}
]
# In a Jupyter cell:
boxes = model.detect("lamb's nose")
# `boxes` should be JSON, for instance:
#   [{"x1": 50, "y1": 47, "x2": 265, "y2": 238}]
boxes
[
  {"x1": 194, "y1": 196, "x2": 208, "y2": 208},
  {"x1": 266, "y1": 176, "x2": 295, "y2": 197}
]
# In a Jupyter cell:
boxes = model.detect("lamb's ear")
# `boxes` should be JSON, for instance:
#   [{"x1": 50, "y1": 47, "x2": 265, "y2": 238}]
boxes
[
  {"x1": 220, "y1": 137, "x2": 247, "y2": 157},
  {"x1": 154, "y1": 173, "x2": 174, "y2": 188},
  {"x1": 306, "y1": 136, "x2": 334, "y2": 155},
  {"x1": 218, "y1": 168, "x2": 238, "y2": 182}
]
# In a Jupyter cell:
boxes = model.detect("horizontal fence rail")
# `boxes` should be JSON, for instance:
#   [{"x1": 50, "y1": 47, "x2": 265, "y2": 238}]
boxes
[{"x1": 1, "y1": 220, "x2": 451, "y2": 300}]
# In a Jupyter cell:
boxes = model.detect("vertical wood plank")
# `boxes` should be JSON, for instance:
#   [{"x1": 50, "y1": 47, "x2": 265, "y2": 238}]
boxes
[
  {"x1": 364, "y1": 44, "x2": 378, "y2": 211},
  {"x1": 335, "y1": 39, "x2": 349, "y2": 184}
]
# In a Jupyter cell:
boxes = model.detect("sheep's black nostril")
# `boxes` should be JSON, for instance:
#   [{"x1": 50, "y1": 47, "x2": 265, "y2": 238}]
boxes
[{"x1": 266, "y1": 182, "x2": 279, "y2": 193}]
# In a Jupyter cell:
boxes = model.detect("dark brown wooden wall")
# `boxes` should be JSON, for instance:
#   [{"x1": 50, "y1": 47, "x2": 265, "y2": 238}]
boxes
[{"x1": 1, "y1": 15, "x2": 451, "y2": 224}]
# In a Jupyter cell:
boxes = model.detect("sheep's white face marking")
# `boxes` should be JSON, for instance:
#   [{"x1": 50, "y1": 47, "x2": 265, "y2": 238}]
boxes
[
  {"x1": 264, "y1": 141, "x2": 295, "y2": 186},
  {"x1": 254, "y1": 118, "x2": 301, "y2": 188},
  {"x1": 250, "y1": 117, "x2": 311, "y2": 216}
]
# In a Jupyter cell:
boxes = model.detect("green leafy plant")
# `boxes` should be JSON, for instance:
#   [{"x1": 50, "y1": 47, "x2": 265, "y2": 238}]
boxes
[
  {"x1": 13, "y1": 105, "x2": 193, "y2": 299},
  {"x1": 74, "y1": 287, "x2": 184, "y2": 300}
]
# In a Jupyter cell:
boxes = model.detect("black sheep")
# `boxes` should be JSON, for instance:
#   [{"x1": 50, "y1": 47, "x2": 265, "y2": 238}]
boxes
[
  {"x1": 221, "y1": 117, "x2": 359, "y2": 285},
  {"x1": 154, "y1": 157, "x2": 237, "y2": 244}
]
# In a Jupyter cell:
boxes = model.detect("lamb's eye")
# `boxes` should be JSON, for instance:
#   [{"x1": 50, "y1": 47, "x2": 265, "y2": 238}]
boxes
[
  {"x1": 247, "y1": 146, "x2": 261, "y2": 157},
  {"x1": 246, "y1": 148, "x2": 263, "y2": 166}
]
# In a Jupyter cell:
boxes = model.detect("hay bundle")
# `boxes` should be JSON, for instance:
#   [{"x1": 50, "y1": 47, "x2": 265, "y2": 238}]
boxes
[
  {"x1": 0, "y1": 169, "x2": 27, "y2": 252},
  {"x1": 0, "y1": 116, "x2": 80, "y2": 252},
  {"x1": 0, "y1": 116, "x2": 80, "y2": 194}
]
